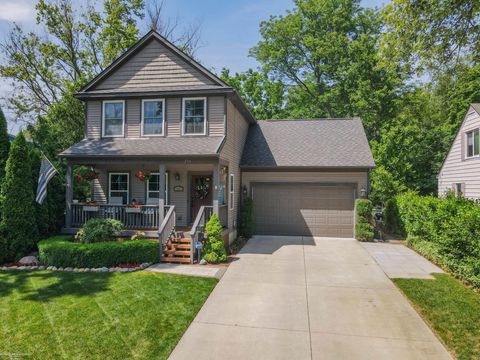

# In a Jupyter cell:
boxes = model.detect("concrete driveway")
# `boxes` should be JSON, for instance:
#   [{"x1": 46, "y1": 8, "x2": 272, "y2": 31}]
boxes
[{"x1": 169, "y1": 236, "x2": 451, "y2": 360}]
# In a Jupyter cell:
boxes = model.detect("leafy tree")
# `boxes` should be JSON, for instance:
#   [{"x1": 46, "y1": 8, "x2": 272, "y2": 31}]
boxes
[
  {"x1": 382, "y1": 0, "x2": 480, "y2": 74},
  {"x1": 369, "y1": 166, "x2": 407, "y2": 206},
  {"x1": 221, "y1": 69, "x2": 287, "y2": 120},
  {"x1": 250, "y1": 0, "x2": 402, "y2": 140},
  {"x1": 0, "y1": 133, "x2": 38, "y2": 262},
  {"x1": 0, "y1": 107, "x2": 10, "y2": 181},
  {"x1": 203, "y1": 213, "x2": 227, "y2": 263}
]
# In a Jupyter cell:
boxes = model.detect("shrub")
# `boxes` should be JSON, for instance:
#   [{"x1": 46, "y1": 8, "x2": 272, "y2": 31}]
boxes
[
  {"x1": 239, "y1": 196, "x2": 255, "y2": 238},
  {"x1": 393, "y1": 192, "x2": 480, "y2": 288},
  {"x1": 355, "y1": 222, "x2": 374, "y2": 242},
  {"x1": 355, "y1": 198, "x2": 374, "y2": 241},
  {"x1": 203, "y1": 213, "x2": 227, "y2": 263},
  {"x1": 0, "y1": 132, "x2": 38, "y2": 263},
  {"x1": 384, "y1": 198, "x2": 404, "y2": 235},
  {"x1": 131, "y1": 231, "x2": 146, "y2": 241},
  {"x1": 75, "y1": 218, "x2": 123, "y2": 243},
  {"x1": 38, "y1": 235, "x2": 159, "y2": 268}
]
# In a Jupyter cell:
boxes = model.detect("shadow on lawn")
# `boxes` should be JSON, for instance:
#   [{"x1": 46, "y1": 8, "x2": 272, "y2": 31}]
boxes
[{"x1": 0, "y1": 271, "x2": 113, "y2": 302}]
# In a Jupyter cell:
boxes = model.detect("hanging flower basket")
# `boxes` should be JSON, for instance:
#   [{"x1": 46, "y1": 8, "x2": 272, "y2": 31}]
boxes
[
  {"x1": 75, "y1": 169, "x2": 99, "y2": 182},
  {"x1": 135, "y1": 170, "x2": 152, "y2": 182}
]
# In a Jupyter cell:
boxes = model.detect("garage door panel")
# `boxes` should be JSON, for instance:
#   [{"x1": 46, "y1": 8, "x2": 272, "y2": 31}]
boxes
[{"x1": 252, "y1": 183, "x2": 354, "y2": 237}]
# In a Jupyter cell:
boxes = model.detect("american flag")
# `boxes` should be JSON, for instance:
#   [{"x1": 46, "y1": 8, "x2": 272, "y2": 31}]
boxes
[{"x1": 35, "y1": 157, "x2": 58, "y2": 205}]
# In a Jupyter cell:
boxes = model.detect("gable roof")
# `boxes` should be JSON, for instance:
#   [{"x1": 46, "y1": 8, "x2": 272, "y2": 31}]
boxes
[
  {"x1": 439, "y1": 103, "x2": 480, "y2": 174},
  {"x1": 241, "y1": 118, "x2": 375, "y2": 169},
  {"x1": 76, "y1": 30, "x2": 229, "y2": 95}
]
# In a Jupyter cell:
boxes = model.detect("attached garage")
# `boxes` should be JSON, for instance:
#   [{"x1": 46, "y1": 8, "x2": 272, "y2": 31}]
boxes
[
  {"x1": 240, "y1": 119, "x2": 376, "y2": 238},
  {"x1": 251, "y1": 183, "x2": 355, "y2": 237}
]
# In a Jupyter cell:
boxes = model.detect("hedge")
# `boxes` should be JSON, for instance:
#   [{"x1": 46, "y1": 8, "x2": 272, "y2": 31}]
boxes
[
  {"x1": 391, "y1": 191, "x2": 480, "y2": 288},
  {"x1": 355, "y1": 198, "x2": 374, "y2": 241},
  {"x1": 38, "y1": 236, "x2": 159, "y2": 268}
]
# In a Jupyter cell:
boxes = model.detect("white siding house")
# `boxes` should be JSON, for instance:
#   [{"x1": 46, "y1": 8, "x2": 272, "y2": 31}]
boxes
[{"x1": 438, "y1": 104, "x2": 480, "y2": 198}]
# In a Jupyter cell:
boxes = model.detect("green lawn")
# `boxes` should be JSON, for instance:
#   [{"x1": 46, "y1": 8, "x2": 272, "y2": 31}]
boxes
[
  {"x1": 394, "y1": 274, "x2": 480, "y2": 360},
  {"x1": 0, "y1": 270, "x2": 217, "y2": 359}
]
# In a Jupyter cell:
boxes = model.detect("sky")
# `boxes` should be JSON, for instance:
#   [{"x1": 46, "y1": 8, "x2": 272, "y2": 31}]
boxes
[{"x1": 0, "y1": 0, "x2": 387, "y2": 133}]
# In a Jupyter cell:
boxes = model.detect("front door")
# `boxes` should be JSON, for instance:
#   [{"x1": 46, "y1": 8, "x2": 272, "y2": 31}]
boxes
[{"x1": 190, "y1": 175, "x2": 213, "y2": 223}]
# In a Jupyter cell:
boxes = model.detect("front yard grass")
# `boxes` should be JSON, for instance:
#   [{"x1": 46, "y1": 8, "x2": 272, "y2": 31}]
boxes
[
  {"x1": 394, "y1": 274, "x2": 480, "y2": 360},
  {"x1": 0, "y1": 270, "x2": 217, "y2": 359}
]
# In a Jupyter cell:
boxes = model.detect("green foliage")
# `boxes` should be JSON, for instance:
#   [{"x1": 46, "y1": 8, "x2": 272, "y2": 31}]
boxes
[
  {"x1": 38, "y1": 235, "x2": 159, "y2": 268},
  {"x1": 203, "y1": 213, "x2": 227, "y2": 263},
  {"x1": 355, "y1": 198, "x2": 374, "y2": 242},
  {"x1": 394, "y1": 192, "x2": 480, "y2": 287},
  {"x1": 75, "y1": 218, "x2": 124, "y2": 243},
  {"x1": 0, "y1": 107, "x2": 10, "y2": 181},
  {"x1": 0, "y1": 133, "x2": 38, "y2": 263},
  {"x1": 239, "y1": 196, "x2": 255, "y2": 238},
  {"x1": 369, "y1": 166, "x2": 407, "y2": 205},
  {"x1": 383, "y1": 198, "x2": 404, "y2": 235}
]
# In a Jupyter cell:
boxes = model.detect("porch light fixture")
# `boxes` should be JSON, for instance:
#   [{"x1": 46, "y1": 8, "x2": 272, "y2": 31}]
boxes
[
  {"x1": 360, "y1": 187, "x2": 367, "y2": 198},
  {"x1": 174, "y1": 172, "x2": 180, "y2": 181},
  {"x1": 242, "y1": 185, "x2": 248, "y2": 197}
]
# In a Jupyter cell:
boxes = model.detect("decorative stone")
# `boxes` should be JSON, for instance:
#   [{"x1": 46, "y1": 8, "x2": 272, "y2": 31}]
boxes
[
  {"x1": 18, "y1": 255, "x2": 39, "y2": 265},
  {"x1": 47, "y1": 266, "x2": 53, "y2": 270},
  {"x1": 18, "y1": 266, "x2": 26, "y2": 270},
  {"x1": 65, "y1": 267, "x2": 73, "y2": 272},
  {"x1": 73, "y1": 268, "x2": 79, "y2": 272},
  {"x1": 31, "y1": 266, "x2": 38, "y2": 270},
  {"x1": 85, "y1": 268, "x2": 90, "y2": 272},
  {"x1": 109, "y1": 268, "x2": 116, "y2": 272},
  {"x1": 10, "y1": 266, "x2": 18, "y2": 269},
  {"x1": 79, "y1": 268, "x2": 85, "y2": 272},
  {"x1": 100, "y1": 267, "x2": 108, "y2": 272},
  {"x1": 38, "y1": 266, "x2": 46, "y2": 270},
  {"x1": 199, "y1": 259, "x2": 207, "y2": 265},
  {"x1": 0, "y1": 266, "x2": 7, "y2": 270},
  {"x1": 58, "y1": 267, "x2": 64, "y2": 271},
  {"x1": 52, "y1": 266, "x2": 58, "y2": 271}
]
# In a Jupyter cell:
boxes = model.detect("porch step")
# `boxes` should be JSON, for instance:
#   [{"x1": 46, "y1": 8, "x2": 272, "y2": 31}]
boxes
[
  {"x1": 163, "y1": 250, "x2": 191, "y2": 256},
  {"x1": 160, "y1": 257, "x2": 191, "y2": 263},
  {"x1": 175, "y1": 244, "x2": 191, "y2": 250},
  {"x1": 171, "y1": 237, "x2": 191, "y2": 244}
]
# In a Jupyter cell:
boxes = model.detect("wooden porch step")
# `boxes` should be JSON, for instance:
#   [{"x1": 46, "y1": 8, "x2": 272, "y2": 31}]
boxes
[
  {"x1": 160, "y1": 257, "x2": 191, "y2": 263},
  {"x1": 175, "y1": 244, "x2": 191, "y2": 250},
  {"x1": 163, "y1": 250, "x2": 191, "y2": 256},
  {"x1": 171, "y1": 237, "x2": 191, "y2": 244}
]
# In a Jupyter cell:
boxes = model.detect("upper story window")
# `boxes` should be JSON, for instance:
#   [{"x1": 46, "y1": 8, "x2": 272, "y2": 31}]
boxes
[
  {"x1": 142, "y1": 99, "x2": 165, "y2": 136},
  {"x1": 466, "y1": 129, "x2": 480, "y2": 157},
  {"x1": 183, "y1": 97, "x2": 206, "y2": 135},
  {"x1": 102, "y1": 100, "x2": 124, "y2": 137}
]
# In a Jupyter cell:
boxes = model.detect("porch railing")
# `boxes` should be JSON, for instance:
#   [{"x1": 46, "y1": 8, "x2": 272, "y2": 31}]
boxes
[
  {"x1": 158, "y1": 205, "x2": 176, "y2": 257},
  {"x1": 190, "y1": 206, "x2": 214, "y2": 263},
  {"x1": 70, "y1": 204, "x2": 162, "y2": 230}
]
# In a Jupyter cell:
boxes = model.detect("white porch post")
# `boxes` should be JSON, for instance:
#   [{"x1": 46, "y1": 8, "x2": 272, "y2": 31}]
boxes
[
  {"x1": 212, "y1": 162, "x2": 220, "y2": 216},
  {"x1": 65, "y1": 162, "x2": 73, "y2": 228},
  {"x1": 158, "y1": 163, "x2": 166, "y2": 227}
]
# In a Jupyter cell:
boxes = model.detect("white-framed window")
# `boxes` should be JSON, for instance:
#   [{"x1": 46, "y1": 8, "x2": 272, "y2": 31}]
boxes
[
  {"x1": 466, "y1": 129, "x2": 480, "y2": 158},
  {"x1": 453, "y1": 183, "x2": 465, "y2": 196},
  {"x1": 182, "y1": 97, "x2": 207, "y2": 135},
  {"x1": 142, "y1": 99, "x2": 165, "y2": 136},
  {"x1": 146, "y1": 173, "x2": 169, "y2": 204},
  {"x1": 109, "y1": 172, "x2": 129, "y2": 204},
  {"x1": 102, "y1": 100, "x2": 125, "y2": 137},
  {"x1": 229, "y1": 174, "x2": 234, "y2": 210}
]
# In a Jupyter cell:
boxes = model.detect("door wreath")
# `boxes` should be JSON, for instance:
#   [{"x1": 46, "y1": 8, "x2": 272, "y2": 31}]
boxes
[{"x1": 192, "y1": 177, "x2": 210, "y2": 200}]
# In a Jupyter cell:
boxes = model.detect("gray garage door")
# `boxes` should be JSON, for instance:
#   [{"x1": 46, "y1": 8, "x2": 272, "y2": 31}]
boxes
[{"x1": 251, "y1": 183, "x2": 355, "y2": 237}]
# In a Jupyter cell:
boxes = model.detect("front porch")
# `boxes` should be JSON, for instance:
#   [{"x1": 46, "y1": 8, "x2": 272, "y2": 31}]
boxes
[{"x1": 63, "y1": 158, "x2": 230, "y2": 262}]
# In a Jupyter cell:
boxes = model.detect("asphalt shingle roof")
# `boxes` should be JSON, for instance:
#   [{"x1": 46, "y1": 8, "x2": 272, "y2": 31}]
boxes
[
  {"x1": 240, "y1": 118, "x2": 375, "y2": 168},
  {"x1": 59, "y1": 136, "x2": 224, "y2": 158}
]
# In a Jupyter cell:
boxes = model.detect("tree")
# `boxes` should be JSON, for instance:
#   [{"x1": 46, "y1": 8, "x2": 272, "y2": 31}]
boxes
[
  {"x1": 0, "y1": 133, "x2": 38, "y2": 262},
  {"x1": 381, "y1": 0, "x2": 480, "y2": 74},
  {"x1": 221, "y1": 69, "x2": 287, "y2": 120},
  {"x1": 203, "y1": 213, "x2": 227, "y2": 264},
  {"x1": 0, "y1": 107, "x2": 10, "y2": 181},
  {"x1": 250, "y1": 0, "x2": 402, "y2": 140}
]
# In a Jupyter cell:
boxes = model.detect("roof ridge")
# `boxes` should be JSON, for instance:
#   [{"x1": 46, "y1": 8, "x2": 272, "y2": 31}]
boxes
[{"x1": 258, "y1": 118, "x2": 359, "y2": 122}]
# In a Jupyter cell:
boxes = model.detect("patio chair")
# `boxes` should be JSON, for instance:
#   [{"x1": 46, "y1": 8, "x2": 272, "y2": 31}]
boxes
[{"x1": 104, "y1": 196, "x2": 124, "y2": 219}]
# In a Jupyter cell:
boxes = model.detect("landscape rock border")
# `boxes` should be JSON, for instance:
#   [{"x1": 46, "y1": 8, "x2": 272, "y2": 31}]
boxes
[{"x1": 0, "y1": 262, "x2": 153, "y2": 273}]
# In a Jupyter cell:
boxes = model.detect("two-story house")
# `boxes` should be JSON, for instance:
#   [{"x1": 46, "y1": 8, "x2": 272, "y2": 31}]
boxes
[
  {"x1": 60, "y1": 31, "x2": 375, "y2": 263},
  {"x1": 438, "y1": 104, "x2": 480, "y2": 198}
]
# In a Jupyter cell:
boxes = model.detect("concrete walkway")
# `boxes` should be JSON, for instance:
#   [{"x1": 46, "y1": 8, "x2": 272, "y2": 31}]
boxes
[
  {"x1": 362, "y1": 241, "x2": 444, "y2": 279},
  {"x1": 169, "y1": 236, "x2": 451, "y2": 360},
  {"x1": 146, "y1": 263, "x2": 226, "y2": 279}
]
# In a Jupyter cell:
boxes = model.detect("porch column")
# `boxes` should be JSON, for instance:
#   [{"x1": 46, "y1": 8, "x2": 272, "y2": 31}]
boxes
[
  {"x1": 212, "y1": 163, "x2": 220, "y2": 216},
  {"x1": 65, "y1": 162, "x2": 73, "y2": 228},
  {"x1": 158, "y1": 163, "x2": 166, "y2": 227}
]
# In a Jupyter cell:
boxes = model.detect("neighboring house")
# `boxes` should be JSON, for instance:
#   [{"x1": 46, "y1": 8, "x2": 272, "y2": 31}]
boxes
[
  {"x1": 59, "y1": 30, "x2": 375, "y2": 262},
  {"x1": 438, "y1": 104, "x2": 480, "y2": 198}
]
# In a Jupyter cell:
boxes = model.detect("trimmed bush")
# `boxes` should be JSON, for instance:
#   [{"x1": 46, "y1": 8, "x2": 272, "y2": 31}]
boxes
[
  {"x1": 393, "y1": 191, "x2": 480, "y2": 288},
  {"x1": 384, "y1": 197, "x2": 404, "y2": 235},
  {"x1": 239, "y1": 196, "x2": 255, "y2": 238},
  {"x1": 203, "y1": 213, "x2": 227, "y2": 263},
  {"x1": 75, "y1": 218, "x2": 123, "y2": 243},
  {"x1": 355, "y1": 198, "x2": 374, "y2": 241},
  {"x1": 38, "y1": 236, "x2": 159, "y2": 268}
]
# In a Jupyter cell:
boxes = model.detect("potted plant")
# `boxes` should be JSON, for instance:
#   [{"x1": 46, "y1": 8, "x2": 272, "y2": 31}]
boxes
[{"x1": 135, "y1": 170, "x2": 152, "y2": 182}]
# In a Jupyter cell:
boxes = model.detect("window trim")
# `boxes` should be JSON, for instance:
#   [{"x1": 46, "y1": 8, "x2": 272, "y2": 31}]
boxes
[
  {"x1": 146, "y1": 172, "x2": 169, "y2": 204},
  {"x1": 141, "y1": 98, "x2": 165, "y2": 137},
  {"x1": 108, "y1": 172, "x2": 129, "y2": 204},
  {"x1": 182, "y1": 97, "x2": 207, "y2": 136},
  {"x1": 102, "y1": 100, "x2": 125, "y2": 138},
  {"x1": 465, "y1": 129, "x2": 480, "y2": 158},
  {"x1": 229, "y1": 173, "x2": 234, "y2": 210}
]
